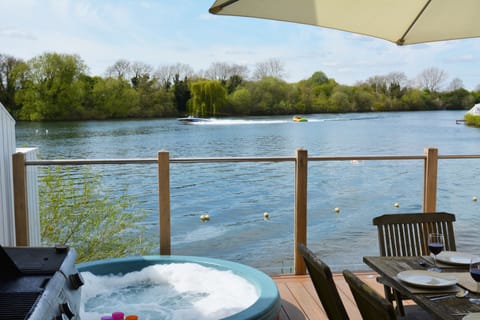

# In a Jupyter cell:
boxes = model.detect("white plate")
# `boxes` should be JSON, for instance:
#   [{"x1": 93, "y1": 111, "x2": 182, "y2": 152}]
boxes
[
  {"x1": 463, "y1": 313, "x2": 480, "y2": 320},
  {"x1": 397, "y1": 270, "x2": 457, "y2": 288},
  {"x1": 436, "y1": 251, "x2": 478, "y2": 265}
]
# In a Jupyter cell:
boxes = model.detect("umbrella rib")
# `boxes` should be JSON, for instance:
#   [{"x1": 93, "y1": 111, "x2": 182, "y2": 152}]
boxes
[
  {"x1": 396, "y1": 0, "x2": 432, "y2": 45},
  {"x1": 209, "y1": 0, "x2": 240, "y2": 14}
]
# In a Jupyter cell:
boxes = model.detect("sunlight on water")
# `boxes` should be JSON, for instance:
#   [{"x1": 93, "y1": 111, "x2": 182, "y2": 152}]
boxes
[
  {"x1": 80, "y1": 263, "x2": 258, "y2": 320},
  {"x1": 175, "y1": 225, "x2": 228, "y2": 244}
]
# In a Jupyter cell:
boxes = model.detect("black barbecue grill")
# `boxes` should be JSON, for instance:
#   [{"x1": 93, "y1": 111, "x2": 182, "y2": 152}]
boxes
[{"x1": 0, "y1": 245, "x2": 83, "y2": 320}]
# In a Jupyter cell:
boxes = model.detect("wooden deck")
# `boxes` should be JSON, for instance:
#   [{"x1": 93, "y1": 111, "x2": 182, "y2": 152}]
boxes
[{"x1": 271, "y1": 271, "x2": 431, "y2": 320}]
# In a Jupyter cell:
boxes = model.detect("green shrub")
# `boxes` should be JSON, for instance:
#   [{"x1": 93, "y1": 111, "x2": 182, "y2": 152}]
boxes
[
  {"x1": 39, "y1": 166, "x2": 154, "y2": 262},
  {"x1": 465, "y1": 114, "x2": 480, "y2": 127}
]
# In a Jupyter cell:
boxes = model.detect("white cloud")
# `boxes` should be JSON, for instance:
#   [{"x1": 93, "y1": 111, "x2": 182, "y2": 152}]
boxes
[{"x1": 0, "y1": 28, "x2": 36, "y2": 40}]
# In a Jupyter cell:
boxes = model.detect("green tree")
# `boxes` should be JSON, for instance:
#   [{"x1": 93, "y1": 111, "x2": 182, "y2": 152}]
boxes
[
  {"x1": 226, "y1": 74, "x2": 243, "y2": 94},
  {"x1": 472, "y1": 88, "x2": 480, "y2": 103},
  {"x1": 306, "y1": 71, "x2": 329, "y2": 86},
  {"x1": 352, "y1": 86, "x2": 374, "y2": 112},
  {"x1": 188, "y1": 80, "x2": 227, "y2": 117},
  {"x1": 131, "y1": 73, "x2": 165, "y2": 117},
  {"x1": 400, "y1": 88, "x2": 441, "y2": 111},
  {"x1": 126, "y1": 64, "x2": 177, "y2": 118},
  {"x1": 140, "y1": 85, "x2": 176, "y2": 118},
  {"x1": 295, "y1": 80, "x2": 314, "y2": 112},
  {"x1": 92, "y1": 77, "x2": 139, "y2": 119},
  {"x1": 226, "y1": 86, "x2": 252, "y2": 115},
  {"x1": 40, "y1": 166, "x2": 153, "y2": 262},
  {"x1": 246, "y1": 77, "x2": 296, "y2": 115},
  {"x1": 312, "y1": 79, "x2": 338, "y2": 112},
  {"x1": 76, "y1": 74, "x2": 101, "y2": 119},
  {"x1": 297, "y1": 73, "x2": 337, "y2": 113},
  {"x1": 173, "y1": 74, "x2": 191, "y2": 114},
  {"x1": 329, "y1": 86, "x2": 352, "y2": 112},
  {"x1": 0, "y1": 54, "x2": 27, "y2": 117},
  {"x1": 440, "y1": 88, "x2": 475, "y2": 110},
  {"x1": 16, "y1": 53, "x2": 87, "y2": 120}
]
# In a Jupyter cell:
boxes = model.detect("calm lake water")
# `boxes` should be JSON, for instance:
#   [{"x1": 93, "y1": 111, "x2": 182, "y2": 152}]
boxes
[{"x1": 15, "y1": 111, "x2": 480, "y2": 273}]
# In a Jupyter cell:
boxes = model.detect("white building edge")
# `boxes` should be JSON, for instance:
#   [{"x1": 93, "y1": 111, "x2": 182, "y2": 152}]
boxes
[{"x1": 0, "y1": 103, "x2": 40, "y2": 246}]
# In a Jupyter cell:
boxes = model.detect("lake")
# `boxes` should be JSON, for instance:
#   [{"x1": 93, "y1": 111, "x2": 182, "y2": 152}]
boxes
[{"x1": 15, "y1": 111, "x2": 480, "y2": 273}]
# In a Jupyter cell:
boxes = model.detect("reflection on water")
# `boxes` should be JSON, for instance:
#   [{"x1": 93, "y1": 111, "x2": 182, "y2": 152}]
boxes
[{"x1": 15, "y1": 111, "x2": 480, "y2": 272}]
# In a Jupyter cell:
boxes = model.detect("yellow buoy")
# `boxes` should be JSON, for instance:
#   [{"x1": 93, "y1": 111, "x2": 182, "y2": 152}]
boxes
[
  {"x1": 334, "y1": 207, "x2": 340, "y2": 214},
  {"x1": 473, "y1": 196, "x2": 478, "y2": 202},
  {"x1": 394, "y1": 202, "x2": 400, "y2": 208},
  {"x1": 263, "y1": 212, "x2": 269, "y2": 220}
]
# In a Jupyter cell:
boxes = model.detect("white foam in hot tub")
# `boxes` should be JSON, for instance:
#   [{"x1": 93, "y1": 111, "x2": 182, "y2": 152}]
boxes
[{"x1": 80, "y1": 262, "x2": 259, "y2": 320}]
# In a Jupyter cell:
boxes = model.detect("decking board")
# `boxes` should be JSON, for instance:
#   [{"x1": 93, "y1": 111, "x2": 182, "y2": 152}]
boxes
[
  {"x1": 271, "y1": 271, "x2": 380, "y2": 320},
  {"x1": 271, "y1": 271, "x2": 430, "y2": 320}
]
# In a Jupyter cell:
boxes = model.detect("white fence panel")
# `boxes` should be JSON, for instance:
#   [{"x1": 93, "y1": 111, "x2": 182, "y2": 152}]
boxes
[
  {"x1": 0, "y1": 103, "x2": 16, "y2": 245},
  {"x1": 16, "y1": 148, "x2": 40, "y2": 245}
]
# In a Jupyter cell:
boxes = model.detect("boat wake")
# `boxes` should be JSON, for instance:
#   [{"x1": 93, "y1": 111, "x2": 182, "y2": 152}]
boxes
[
  {"x1": 178, "y1": 115, "x2": 381, "y2": 126},
  {"x1": 186, "y1": 119, "x2": 290, "y2": 125}
]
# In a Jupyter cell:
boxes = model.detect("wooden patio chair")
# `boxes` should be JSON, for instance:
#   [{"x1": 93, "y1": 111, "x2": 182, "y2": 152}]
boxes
[
  {"x1": 343, "y1": 269, "x2": 397, "y2": 320},
  {"x1": 298, "y1": 243, "x2": 350, "y2": 320},
  {"x1": 372, "y1": 212, "x2": 456, "y2": 315}
]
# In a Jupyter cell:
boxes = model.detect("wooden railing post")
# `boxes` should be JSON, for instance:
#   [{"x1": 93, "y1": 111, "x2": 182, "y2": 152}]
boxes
[
  {"x1": 158, "y1": 150, "x2": 171, "y2": 255},
  {"x1": 12, "y1": 152, "x2": 29, "y2": 246},
  {"x1": 294, "y1": 149, "x2": 308, "y2": 275},
  {"x1": 423, "y1": 147, "x2": 438, "y2": 213}
]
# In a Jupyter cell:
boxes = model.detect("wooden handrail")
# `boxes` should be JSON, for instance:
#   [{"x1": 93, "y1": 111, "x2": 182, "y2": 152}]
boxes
[{"x1": 23, "y1": 153, "x2": 480, "y2": 167}]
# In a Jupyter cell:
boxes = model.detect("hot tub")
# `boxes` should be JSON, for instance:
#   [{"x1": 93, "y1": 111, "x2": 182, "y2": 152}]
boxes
[{"x1": 77, "y1": 255, "x2": 281, "y2": 320}]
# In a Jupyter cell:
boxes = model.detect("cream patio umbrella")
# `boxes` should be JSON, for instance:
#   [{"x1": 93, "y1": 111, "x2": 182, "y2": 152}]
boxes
[{"x1": 208, "y1": 0, "x2": 480, "y2": 46}]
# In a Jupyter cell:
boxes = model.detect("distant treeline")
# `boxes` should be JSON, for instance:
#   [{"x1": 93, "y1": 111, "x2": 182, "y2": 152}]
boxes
[{"x1": 1, "y1": 52, "x2": 479, "y2": 121}]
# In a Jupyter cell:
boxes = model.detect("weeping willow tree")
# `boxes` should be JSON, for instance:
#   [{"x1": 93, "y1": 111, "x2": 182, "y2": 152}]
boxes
[{"x1": 188, "y1": 80, "x2": 226, "y2": 117}]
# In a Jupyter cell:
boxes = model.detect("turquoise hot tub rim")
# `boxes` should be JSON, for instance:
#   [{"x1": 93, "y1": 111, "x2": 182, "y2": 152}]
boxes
[{"x1": 77, "y1": 255, "x2": 281, "y2": 320}]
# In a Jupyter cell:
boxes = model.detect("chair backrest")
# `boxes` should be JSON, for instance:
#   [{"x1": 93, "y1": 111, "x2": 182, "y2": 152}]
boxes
[
  {"x1": 343, "y1": 269, "x2": 397, "y2": 320},
  {"x1": 373, "y1": 212, "x2": 456, "y2": 256},
  {"x1": 298, "y1": 243, "x2": 350, "y2": 320}
]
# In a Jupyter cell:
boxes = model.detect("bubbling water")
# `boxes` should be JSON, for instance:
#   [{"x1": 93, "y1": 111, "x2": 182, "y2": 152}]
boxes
[{"x1": 80, "y1": 262, "x2": 259, "y2": 320}]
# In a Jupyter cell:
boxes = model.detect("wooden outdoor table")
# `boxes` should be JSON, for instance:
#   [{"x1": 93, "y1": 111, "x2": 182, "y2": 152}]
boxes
[{"x1": 363, "y1": 256, "x2": 480, "y2": 320}]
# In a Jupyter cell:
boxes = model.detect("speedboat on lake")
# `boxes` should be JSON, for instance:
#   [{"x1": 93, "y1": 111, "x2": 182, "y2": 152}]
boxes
[{"x1": 177, "y1": 116, "x2": 211, "y2": 123}]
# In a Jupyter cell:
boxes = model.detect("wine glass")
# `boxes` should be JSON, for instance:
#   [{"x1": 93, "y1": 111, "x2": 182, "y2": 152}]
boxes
[
  {"x1": 469, "y1": 257, "x2": 480, "y2": 304},
  {"x1": 427, "y1": 233, "x2": 444, "y2": 272}
]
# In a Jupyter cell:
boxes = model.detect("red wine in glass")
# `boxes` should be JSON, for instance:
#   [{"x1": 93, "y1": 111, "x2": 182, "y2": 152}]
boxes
[
  {"x1": 427, "y1": 233, "x2": 444, "y2": 272},
  {"x1": 471, "y1": 269, "x2": 480, "y2": 281},
  {"x1": 428, "y1": 243, "x2": 444, "y2": 255},
  {"x1": 470, "y1": 258, "x2": 480, "y2": 304}
]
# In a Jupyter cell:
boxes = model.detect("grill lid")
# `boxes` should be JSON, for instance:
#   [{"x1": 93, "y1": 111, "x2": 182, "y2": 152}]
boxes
[{"x1": 0, "y1": 245, "x2": 22, "y2": 279}]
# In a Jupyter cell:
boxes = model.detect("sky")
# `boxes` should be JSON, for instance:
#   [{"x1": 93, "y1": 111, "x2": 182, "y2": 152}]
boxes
[{"x1": 1, "y1": 0, "x2": 479, "y2": 90}]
